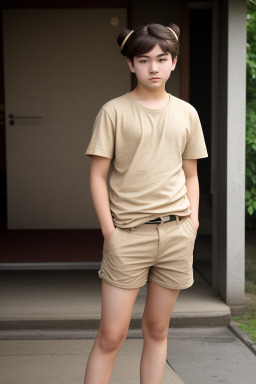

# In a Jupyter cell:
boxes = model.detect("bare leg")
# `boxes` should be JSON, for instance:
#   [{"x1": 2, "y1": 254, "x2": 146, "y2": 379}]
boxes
[
  {"x1": 140, "y1": 282, "x2": 180, "y2": 384},
  {"x1": 84, "y1": 280, "x2": 140, "y2": 384}
]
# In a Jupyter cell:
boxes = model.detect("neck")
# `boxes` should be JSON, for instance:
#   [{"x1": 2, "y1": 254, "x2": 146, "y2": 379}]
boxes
[{"x1": 133, "y1": 83, "x2": 167, "y2": 100}]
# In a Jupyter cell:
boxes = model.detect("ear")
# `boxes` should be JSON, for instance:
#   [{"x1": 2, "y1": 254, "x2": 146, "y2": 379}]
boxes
[
  {"x1": 127, "y1": 59, "x2": 136, "y2": 73},
  {"x1": 171, "y1": 56, "x2": 178, "y2": 71}
]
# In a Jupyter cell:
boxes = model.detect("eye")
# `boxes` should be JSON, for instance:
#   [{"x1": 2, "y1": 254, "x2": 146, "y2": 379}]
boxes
[
  {"x1": 139, "y1": 60, "x2": 148, "y2": 63},
  {"x1": 159, "y1": 58, "x2": 167, "y2": 62}
]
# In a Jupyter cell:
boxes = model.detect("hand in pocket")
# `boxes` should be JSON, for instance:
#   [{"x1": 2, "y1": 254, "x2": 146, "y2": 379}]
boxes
[{"x1": 104, "y1": 226, "x2": 116, "y2": 246}]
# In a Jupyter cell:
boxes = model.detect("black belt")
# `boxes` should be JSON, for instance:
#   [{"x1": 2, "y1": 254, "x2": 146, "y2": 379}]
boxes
[{"x1": 145, "y1": 215, "x2": 179, "y2": 224}]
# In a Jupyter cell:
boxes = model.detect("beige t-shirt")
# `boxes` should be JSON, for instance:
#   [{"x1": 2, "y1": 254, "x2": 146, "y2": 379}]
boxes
[{"x1": 86, "y1": 92, "x2": 208, "y2": 228}]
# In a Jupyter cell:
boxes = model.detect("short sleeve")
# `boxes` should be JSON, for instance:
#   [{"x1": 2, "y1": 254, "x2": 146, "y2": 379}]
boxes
[
  {"x1": 182, "y1": 110, "x2": 208, "y2": 159},
  {"x1": 85, "y1": 108, "x2": 115, "y2": 159}
]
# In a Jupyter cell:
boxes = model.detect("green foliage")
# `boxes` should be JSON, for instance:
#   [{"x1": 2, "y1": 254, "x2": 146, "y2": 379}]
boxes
[
  {"x1": 246, "y1": 0, "x2": 256, "y2": 229},
  {"x1": 233, "y1": 306, "x2": 256, "y2": 343}
]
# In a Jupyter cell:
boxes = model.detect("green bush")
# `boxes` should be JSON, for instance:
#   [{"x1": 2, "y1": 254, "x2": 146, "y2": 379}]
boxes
[{"x1": 246, "y1": 0, "x2": 256, "y2": 229}]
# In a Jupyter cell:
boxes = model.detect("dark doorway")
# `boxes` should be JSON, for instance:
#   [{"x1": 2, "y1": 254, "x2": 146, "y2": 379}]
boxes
[{"x1": 189, "y1": 6, "x2": 212, "y2": 284}]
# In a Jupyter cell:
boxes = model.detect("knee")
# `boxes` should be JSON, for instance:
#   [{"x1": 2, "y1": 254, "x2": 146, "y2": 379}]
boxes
[
  {"x1": 141, "y1": 318, "x2": 168, "y2": 342},
  {"x1": 98, "y1": 326, "x2": 127, "y2": 353}
]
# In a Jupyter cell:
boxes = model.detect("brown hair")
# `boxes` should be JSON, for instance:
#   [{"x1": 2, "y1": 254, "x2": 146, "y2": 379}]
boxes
[{"x1": 117, "y1": 23, "x2": 180, "y2": 63}]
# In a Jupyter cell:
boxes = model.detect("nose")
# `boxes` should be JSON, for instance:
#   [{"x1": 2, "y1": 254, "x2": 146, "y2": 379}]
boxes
[{"x1": 149, "y1": 62, "x2": 158, "y2": 74}]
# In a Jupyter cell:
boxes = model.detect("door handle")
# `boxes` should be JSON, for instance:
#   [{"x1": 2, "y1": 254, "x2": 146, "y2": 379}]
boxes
[{"x1": 9, "y1": 113, "x2": 42, "y2": 126}]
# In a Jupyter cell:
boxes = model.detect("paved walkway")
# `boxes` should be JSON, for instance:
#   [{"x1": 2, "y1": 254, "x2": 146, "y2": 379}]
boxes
[
  {"x1": 0, "y1": 327, "x2": 256, "y2": 384},
  {"x1": 0, "y1": 269, "x2": 255, "y2": 383}
]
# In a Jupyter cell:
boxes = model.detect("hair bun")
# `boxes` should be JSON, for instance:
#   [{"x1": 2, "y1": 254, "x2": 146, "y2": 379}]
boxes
[
  {"x1": 166, "y1": 23, "x2": 180, "y2": 40},
  {"x1": 117, "y1": 29, "x2": 133, "y2": 55}
]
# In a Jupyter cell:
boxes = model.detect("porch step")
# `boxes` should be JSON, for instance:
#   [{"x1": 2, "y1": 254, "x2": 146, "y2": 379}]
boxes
[{"x1": 0, "y1": 270, "x2": 231, "y2": 331}]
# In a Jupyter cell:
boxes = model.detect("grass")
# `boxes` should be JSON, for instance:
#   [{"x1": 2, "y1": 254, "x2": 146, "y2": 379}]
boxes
[
  {"x1": 245, "y1": 284, "x2": 256, "y2": 294},
  {"x1": 233, "y1": 306, "x2": 256, "y2": 343},
  {"x1": 232, "y1": 228, "x2": 256, "y2": 343}
]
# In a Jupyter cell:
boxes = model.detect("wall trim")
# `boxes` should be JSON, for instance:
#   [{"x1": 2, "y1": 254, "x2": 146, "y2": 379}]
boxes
[{"x1": 0, "y1": 262, "x2": 101, "y2": 270}]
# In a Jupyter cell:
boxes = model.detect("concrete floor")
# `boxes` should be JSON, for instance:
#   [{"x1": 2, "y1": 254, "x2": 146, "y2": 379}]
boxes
[
  {"x1": 1, "y1": 327, "x2": 256, "y2": 384},
  {"x1": 0, "y1": 337, "x2": 182, "y2": 384},
  {"x1": 0, "y1": 269, "x2": 230, "y2": 331},
  {"x1": 0, "y1": 268, "x2": 255, "y2": 384}
]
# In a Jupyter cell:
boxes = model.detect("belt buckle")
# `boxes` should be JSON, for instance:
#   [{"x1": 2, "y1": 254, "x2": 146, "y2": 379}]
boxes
[{"x1": 163, "y1": 215, "x2": 171, "y2": 223}]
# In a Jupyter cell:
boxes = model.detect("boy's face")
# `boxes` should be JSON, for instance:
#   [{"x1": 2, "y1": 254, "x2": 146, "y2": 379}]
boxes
[{"x1": 127, "y1": 44, "x2": 177, "y2": 90}]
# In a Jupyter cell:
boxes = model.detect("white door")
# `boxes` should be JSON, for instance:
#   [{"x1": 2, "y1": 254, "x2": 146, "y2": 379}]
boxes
[{"x1": 3, "y1": 9, "x2": 128, "y2": 229}]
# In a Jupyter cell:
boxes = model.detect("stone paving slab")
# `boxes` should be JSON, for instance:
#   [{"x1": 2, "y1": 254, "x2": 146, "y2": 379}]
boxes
[
  {"x1": 0, "y1": 339, "x2": 183, "y2": 384},
  {"x1": 0, "y1": 327, "x2": 255, "y2": 384},
  {"x1": 167, "y1": 327, "x2": 256, "y2": 384}
]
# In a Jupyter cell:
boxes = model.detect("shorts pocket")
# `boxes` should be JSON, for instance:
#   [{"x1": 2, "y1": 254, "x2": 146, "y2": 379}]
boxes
[
  {"x1": 185, "y1": 217, "x2": 198, "y2": 238},
  {"x1": 103, "y1": 227, "x2": 120, "y2": 250}
]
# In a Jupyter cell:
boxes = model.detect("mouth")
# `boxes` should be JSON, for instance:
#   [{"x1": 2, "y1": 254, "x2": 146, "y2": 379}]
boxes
[{"x1": 149, "y1": 77, "x2": 161, "y2": 80}]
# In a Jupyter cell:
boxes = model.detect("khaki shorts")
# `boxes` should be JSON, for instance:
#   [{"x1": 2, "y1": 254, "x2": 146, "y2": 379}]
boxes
[{"x1": 98, "y1": 216, "x2": 197, "y2": 290}]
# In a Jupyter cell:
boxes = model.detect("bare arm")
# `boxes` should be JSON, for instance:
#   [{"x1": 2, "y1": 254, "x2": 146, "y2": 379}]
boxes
[
  {"x1": 182, "y1": 159, "x2": 199, "y2": 230},
  {"x1": 90, "y1": 155, "x2": 115, "y2": 243}
]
